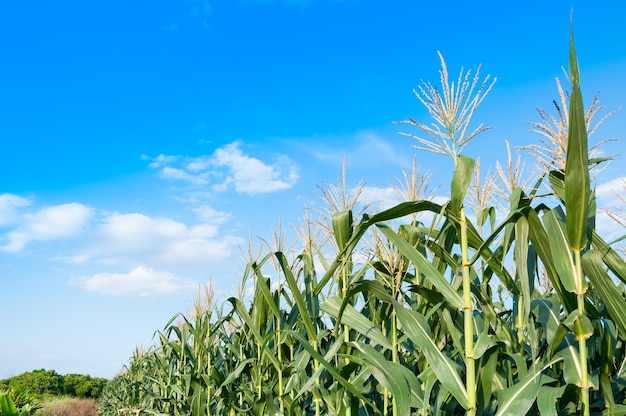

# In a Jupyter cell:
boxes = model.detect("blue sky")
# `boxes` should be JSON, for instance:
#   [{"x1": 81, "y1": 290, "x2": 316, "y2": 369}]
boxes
[{"x1": 1, "y1": 0, "x2": 625, "y2": 379}]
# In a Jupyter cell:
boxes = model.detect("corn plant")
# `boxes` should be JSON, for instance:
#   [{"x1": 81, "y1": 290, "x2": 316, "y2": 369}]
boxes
[{"x1": 98, "y1": 27, "x2": 626, "y2": 415}]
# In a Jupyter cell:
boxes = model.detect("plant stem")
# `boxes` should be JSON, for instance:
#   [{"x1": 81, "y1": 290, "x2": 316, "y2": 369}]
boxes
[
  {"x1": 278, "y1": 317, "x2": 284, "y2": 415},
  {"x1": 460, "y1": 208, "x2": 476, "y2": 415},
  {"x1": 391, "y1": 309, "x2": 399, "y2": 416},
  {"x1": 574, "y1": 249, "x2": 589, "y2": 415},
  {"x1": 313, "y1": 339, "x2": 321, "y2": 416},
  {"x1": 207, "y1": 339, "x2": 212, "y2": 416}
]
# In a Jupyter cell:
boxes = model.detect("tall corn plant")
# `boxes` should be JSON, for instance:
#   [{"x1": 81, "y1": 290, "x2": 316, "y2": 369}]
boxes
[
  {"x1": 398, "y1": 49, "x2": 496, "y2": 415},
  {"x1": 98, "y1": 26, "x2": 626, "y2": 415}
]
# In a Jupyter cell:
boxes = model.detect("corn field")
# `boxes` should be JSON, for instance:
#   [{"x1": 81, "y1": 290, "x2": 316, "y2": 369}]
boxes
[{"x1": 97, "y1": 31, "x2": 626, "y2": 415}]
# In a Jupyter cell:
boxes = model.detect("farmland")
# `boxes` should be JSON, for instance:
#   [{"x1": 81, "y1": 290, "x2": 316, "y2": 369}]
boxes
[{"x1": 85, "y1": 31, "x2": 626, "y2": 415}]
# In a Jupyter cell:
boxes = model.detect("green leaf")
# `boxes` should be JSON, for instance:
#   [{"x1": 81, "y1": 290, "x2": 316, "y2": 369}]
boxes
[
  {"x1": 227, "y1": 297, "x2": 282, "y2": 370},
  {"x1": 531, "y1": 297, "x2": 561, "y2": 346},
  {"x1": 601, "y1": 405, "x2": 626, "y2": 416},
  {"x1": 543, "y1": 208, "x2": 581, "y2": 294},
  {"x1": 565, "y1": 27, "x2": 590, "y2": 252},
  {"x1": 548, "y1": 170, "x2": 565, "y2": 203},
  {"x1": 332, "y1": 210, "x2": 353, "y2": 251},
  {"x1": 557, "y1": 339, "x2": 584, "y2": 387},
  {"x1": 321, "y1": 296, "x2": 393, "y2": 350},
  {"x1": 582, "y1": 249, "x2": 626, "y2": 335},
  {"x1": 284, "y1": 330, "x2": 374, "y2": 409},
  {"x1": 451, "y1": 155, "x2": 475, "y2": 215},
  {"x1": 536, "y1": 385, "x2": 566, "y2": 416},
  {"x1": 189, "y1": 381, "x2": 206, "y2": 416},
  {"x1": 377, "y1": 223, "x2": 464, "y2": 310},
  {"x1": 315, "y1": 200, "x2": 446, "y2": 295},
  {"x1": 471, "y1": 333, "x2": 495, "y2": 360},
  {"x1": 526, "y1": 208, "x2": 577, "y2": 312},
  {"x1": 350, "y1": 342, "x2": 424, "y2": 412},
  {"x1": 599, "y1": 319, "x2": 617, "y2": 409},
  {"x1": 0, "y1": 394, "x2": 19, "y2": 416},
  {"x1": 250, "y1": 262, "x2": 281, "y2": 321},
  {"x1": 562, "y1": 310, "x2": 594, "y2": 341},
  {"x1": 392, "y1": 301, "x2": 469, "y2": 409},
  {"x1": 590, "y1": 229, "x2": 626, "y2": 285},
  {"x1": 495, "y1": 358, "x2": 561, "y2": 416},
  {"x1": 477, "y1": 347, "x2": 499, "y2": 414},
  {"x1": 515, "y1": 216, "x2": 532, "y2": 323},
  {"x1": 275, "y1": 252, "x2": 318, "y2": 342}
]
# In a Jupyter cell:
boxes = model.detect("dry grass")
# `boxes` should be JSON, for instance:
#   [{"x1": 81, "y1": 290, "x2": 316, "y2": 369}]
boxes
[{"x1": 36, "y1": 398, "x2": 97, "y2": 416}]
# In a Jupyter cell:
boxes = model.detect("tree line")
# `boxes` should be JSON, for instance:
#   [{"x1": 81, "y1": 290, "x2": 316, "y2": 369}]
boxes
[{"x1": 0, "y1": 369, "x2": 108, "y2": 399}]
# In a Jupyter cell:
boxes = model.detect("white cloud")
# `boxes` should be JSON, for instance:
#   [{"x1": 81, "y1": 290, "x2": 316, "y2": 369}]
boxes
[
  {"x1": 0, "y1": 194, "x2": 31, "y2": 227},
  {"x1": 186, "y1": 157, "x2": 211, "y2": 172},
  {"x1": 359, "y1": 186, "x2": 400, "y2": 207},
  {"x1": 145, "y1": 141, "x2": 298, "y2": 195},
  {"x1": 193, "y1": 205, "x2": 231, "y2": 224},
  {"x1": 160, "y1": 166, "x2": 208, "y2": 185},
  {"x1": 595, "y1": 176, "x2": 626, "y2": 238},
  {"x1": 211, "y1": 142, "x2": 298, "y2": 194},
  {"x1": 85, "y1": 212, "x2": 243, "y2": 268},
  {"x1": 76, "y1": 266, "x2": 196, "y2": 296},
  {"x1": 305, "y1": 131, "x2": 409, "y2": 168},
  {"x1": 596, "y1": 177, "x2": 625, "y2": 204},
  {"x1": 142, "y1": 153, "x2": 179, "y2": 168},
  {"x1": 0, "y1": 192, "x2": 245, "y2": 296},
  {"x1": 2, "y1": 203, "x2": 93, "y2": 253}
]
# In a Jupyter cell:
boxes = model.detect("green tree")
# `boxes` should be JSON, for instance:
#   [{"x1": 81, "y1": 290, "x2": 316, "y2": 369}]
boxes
[
  {"x1": 63, "y1": 374, "x2": 108, "y2": 398},
  {"x1": 5, "y1": 370, "x2": 62, "y2": 396}
]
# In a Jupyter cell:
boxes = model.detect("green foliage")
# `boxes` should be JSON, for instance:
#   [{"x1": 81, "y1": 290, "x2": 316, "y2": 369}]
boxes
[
  {"x1": 1, "y1": 370, "x2": 62, "y2": 397},
  {"x1": 97, "y1": 27, "x2": 626, "y2": 416},
  {"x1": 0, "y1": 387, "x2": 40, "y2": 416},
  {"x1": 0, "y1": 371, "x2": 108, "y2": 401},
  {"x1": 62, "y1": 374, "x2": 107, "y2": 398}
]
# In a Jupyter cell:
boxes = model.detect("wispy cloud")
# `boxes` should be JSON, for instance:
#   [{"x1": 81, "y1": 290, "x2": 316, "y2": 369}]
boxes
[
  {"x1": 303, "y1": 131, "x2": 409, "y2": 168},
  {"x1": 212, "y1": 142, "x2": 298, "y2": 194},
  {"x1": 1, "y1": 201, "x2": 93, "y2": 253},
  {"x1": 77, "y1": 212, "x2": 244, "y2": 269},
  {"x1": 146, "y1": 141, "x2": 298, "y2": 195},
  {"x1": 143, "y1": 154, "x2": 179, "y2": 168},
  {"x1": 76, "y1": 266, "x2": 196, "y2": 297},
  {"x1": 160, "y1": 166, "x2": 209, "y2": 185},
  {"x1": 358, "y1": 185, "x2": 400, "y2": 207},
  {"x1": 190, "y1": 0, "x2": 212, "y2": 17},
  {"x1": 596, "y1": 176, "x2": 626, "y2": 238},
  {"x1": 0, "y1": 193, "x2": 245, "y2": 295},
  {"x1": 0, "y1": 194, "x2": 31, "y2": 227}
]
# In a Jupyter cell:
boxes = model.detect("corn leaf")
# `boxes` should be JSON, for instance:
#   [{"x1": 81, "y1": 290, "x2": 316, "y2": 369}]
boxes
[
  {"x1": 377, "y1": 223, "x2": 464, "y2": 310},
  {"x1": 536, "y1": 385, "x2": 566, "y2": 416},
  {"x1": 276, "y1": 251, "x2": 318, "y2": 342},
  {"x1": 543, "y1": 208, "x2": 579, "y2": 294},
  {"x1": 515, "y1": 216, "x2": 532, "y2": 322},
  {"x1": 564, "y1": 26, "x2": 590, "y2": 252},
  {"x1": 590, "y1": 229, "x2": 626, "y2": 285},
  {"x1": 332, "y1": 210, "x2": 353, "y2": 251},
  {"x1": 392, "y1": 301, "x2": 469, "y2": 409},
  {"x1": 582, "y1": 249, "x2": 626, "y2": 335},
  {"x1": 450, "y1": 155, "x2": 475, "y2": 215},
  {"x1": 495, "y1": 358, "x2": 561, "y2": 416},
  {"x1": 350, "y1": 342, "x2": 424, "y2": 412},
  {"x1": 321, "y1": 295, "x2": 393, "y2": 350},
  {"x1": 527, "y1": 208, "x2": 577, "y2": 312},
  {"x1": 284, "y1": 330, "x2": 374, "y2": 409}
]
